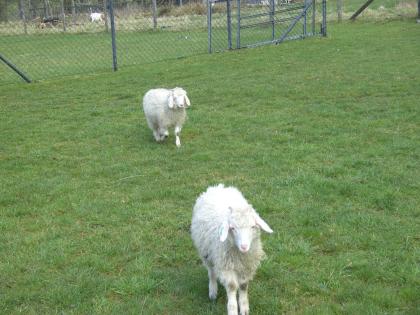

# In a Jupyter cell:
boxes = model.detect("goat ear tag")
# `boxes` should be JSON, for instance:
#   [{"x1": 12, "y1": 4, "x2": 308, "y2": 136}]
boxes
[
  {"x1": 168, "y1": 95, "x2": 174, "y2": 108},
  {"x1": 219, "y1": 222, "x2": 229, "y2": 242}
]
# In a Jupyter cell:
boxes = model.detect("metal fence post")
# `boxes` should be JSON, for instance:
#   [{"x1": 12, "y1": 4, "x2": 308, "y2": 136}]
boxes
[
  {"x1": 303, "y1": 0, "x2": 307, "y2": 37},
  {"x1": 0, "y1": 53, "x2": 31, "y2": 83},
  {"x1": 207, "y1": 0, "x2": 212, "y2": 53},
  {"x1": 108, "y1": 0, "x2": 118, "y2": 71},
  {"x1": 322, "y1": 0, "x2": 327, "y2": 37},
  {"x1": 227, "y1": 0, "x2": 232, "y2": 49},
  {"x1": 236, "y1": 0, "x2": 240, "y2": 49},
  {"x1": 269, "y1": 0, "x2": 275, "y2": 41},
  {"x1": 312, "y1": 0, "x2": 316, "y2": 36}
]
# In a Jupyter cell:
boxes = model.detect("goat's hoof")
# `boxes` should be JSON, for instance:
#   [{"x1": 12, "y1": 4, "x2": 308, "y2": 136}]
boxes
[{"x1": 209, "y1": 293, "x2": 217, "y2": 301}]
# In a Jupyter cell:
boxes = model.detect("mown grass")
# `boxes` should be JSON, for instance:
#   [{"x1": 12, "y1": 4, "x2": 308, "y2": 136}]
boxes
[
  {"x1": 1, "y1": 0, "x2": 417, "y2": 84},
  {"x1": 1, "y1": 20, "x2": 419, "y2": 314}
]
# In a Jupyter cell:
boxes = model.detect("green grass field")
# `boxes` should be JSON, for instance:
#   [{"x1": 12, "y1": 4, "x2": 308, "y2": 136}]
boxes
[
  {"x1": 2, "y1": 0, "x2": 417, "y2": 85},
  {"x1": 1, "y1": 20, "x2": 419, "y2": 314}
]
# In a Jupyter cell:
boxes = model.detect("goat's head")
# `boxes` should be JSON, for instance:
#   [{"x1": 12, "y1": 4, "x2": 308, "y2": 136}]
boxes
[
  {"x1": 219, "y1": 206, "x2": 273, "y2": 253},
  {"x1": 168, "y1": 87, "x2": 191, "y2": 109}
]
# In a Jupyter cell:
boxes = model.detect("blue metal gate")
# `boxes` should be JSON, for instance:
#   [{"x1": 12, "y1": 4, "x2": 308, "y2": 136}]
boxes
[{"x1": 208, "y1": 0, "x2": 326, "y2": 53}]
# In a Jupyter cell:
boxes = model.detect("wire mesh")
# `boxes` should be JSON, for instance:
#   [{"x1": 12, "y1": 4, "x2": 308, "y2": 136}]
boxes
[
  {"x1": 0, "y1": 0, "x2": 417, "y2": 84},
  {"x1": 0, "y1": 0, "x2": 212, "y2": 84}
]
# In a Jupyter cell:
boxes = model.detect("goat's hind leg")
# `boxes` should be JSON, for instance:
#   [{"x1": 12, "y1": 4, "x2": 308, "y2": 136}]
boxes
[{"x1": 207, "y1": 266, "x2": 218, "y2": 301}]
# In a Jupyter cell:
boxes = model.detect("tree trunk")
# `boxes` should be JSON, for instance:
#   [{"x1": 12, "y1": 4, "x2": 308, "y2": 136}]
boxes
[{"x1": 103, "y1": 0, "x2": 109, "y2": 32}]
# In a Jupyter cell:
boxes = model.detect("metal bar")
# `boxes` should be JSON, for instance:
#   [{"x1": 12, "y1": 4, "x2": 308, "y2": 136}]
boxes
[
  {"x1": 241, "y1": 15, "x2": 298, "y2": 30},
  {"x1": 108, "y1": 0, "x2": 118, "y2": 71},
  {"x1": 270, "y1": 0, "x2": 275, "y2": 40},
  {"x1": 244, "y1": 33, "x2": 304, "y2": 49},
  {"x1": 241, "y1": 20, "x2": 279, "y2": 29},
  {"x1": 349, "y1": 0, "x2": 375, "y2": 21},
  {"x1": 227, "y1": 0, "x2": 232, "y2": 49},
  {"x1": 274, "y1": 16, "x2": 298, "y2": 23},
  {"x1": 312, "y1": 0, "x2": 315, "y2": 35},
  {"x1": 240, "y1": 4, "x2": 304, "y2": 20},
  {"x1": 276, "y1": 0, "x2": 312, "y2": 45},
  {"x1": 322, "y1": 0, "x2": 326, "y2": 36},
  {"x1": 240, "y1": 11, "x2": 271, "y2": 20},
  {"x1": 0, "y1": 53, "x2": 31, "y2": 83},
  {"x1": 303, "y1": 0, "x2": 307, "y2": 37},
  {"x1": 208, "y1": 0, "x2": 212, "y2": 53},
  {"x1": 277, "y1": 4, "x2": 305, "y2": 13},
  {"x1": 236, "y1": 0, "x2": 240, "y2": 49}
]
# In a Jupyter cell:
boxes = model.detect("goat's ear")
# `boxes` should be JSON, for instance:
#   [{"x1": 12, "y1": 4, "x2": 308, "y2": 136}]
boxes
[
  {"x1": 219, "y1": 220, "x2": 229, "y2": 242},
  {"x1": 254, "y1": 213, "x2": 273, "y2": 233},
  {"x1": 167, "y1": 94, "x2": 174, "y2": 108},
  {"x1": 184, "y1": 94, "x2": 191, "y2": 107}
]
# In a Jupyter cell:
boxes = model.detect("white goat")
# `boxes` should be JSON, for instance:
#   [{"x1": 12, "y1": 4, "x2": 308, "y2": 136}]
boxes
[
  {"x1": 191, "y1": 184, "x2": 273, "y2": 315},
  {"x1": 90, "y1": 12, "x2": 103, "y2": 22},
  {"x1": 142, "y1": 87, "x2": 191, "y2": 147}
]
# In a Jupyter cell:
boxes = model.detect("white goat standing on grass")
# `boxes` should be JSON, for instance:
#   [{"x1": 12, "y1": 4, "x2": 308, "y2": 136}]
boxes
[
  {"x1": 142, "y1": 87, "x2": 191, "y2": 147},
  {"x1": 191, "y1": 184, "x2": 273, "y2": 315},
  {"x1": 90, "y1": 12, "x2": 103, "y2": 22}
]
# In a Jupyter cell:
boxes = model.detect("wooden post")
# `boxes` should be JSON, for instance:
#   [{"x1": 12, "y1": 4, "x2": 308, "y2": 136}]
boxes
[
  {"x1": 312, "y1": 0, "x2": 315, "y2": 35},
  {"x1": 349, "y1": 0, "x2": 374, "y2": 21},
  {"x1": 61, "y1": 0, "x2": 66, "y2": 32},
  {"x1": 103, "y1": 0, "x2": 109, "y2": 32},
  {"x1": 337, "y1": 0, "x2": 342, "y2": 22},
  {"x1": 108, "y1": 0, "x2": 118, "y2": 71},
  {"x1": 152, "y1": 0, "x2": 158, "y2": 30},
  {"x1": 71, "y1": 0, "x2": 76, "y2": 25},
  {"x1": 19, "y1": 0, "x2": 27, "y2": 34}
]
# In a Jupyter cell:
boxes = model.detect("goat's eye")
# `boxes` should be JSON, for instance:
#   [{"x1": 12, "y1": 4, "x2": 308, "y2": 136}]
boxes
[{"x1": 252, "y1": 225, "x2": 257, "y2": 229}]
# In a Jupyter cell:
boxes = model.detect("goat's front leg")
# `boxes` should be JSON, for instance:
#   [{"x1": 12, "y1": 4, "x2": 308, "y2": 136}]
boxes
[
  {"x1": 152, "y1": 129, "x2": 161, "y2": 142},
  {"x1": 225, "y1": 281, "x2": 239, "y2": 315},
  {"x1": 175, "y1": 126, "x2": 182, "y2": 147},
  {"x1": 238, "y1": 283, "x2": 249, "y2": 315}
]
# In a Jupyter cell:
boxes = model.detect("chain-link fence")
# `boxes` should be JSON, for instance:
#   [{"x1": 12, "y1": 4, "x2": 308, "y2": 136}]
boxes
[
  {"x1": 332, "y1": 0, "x2": 419, "y2": 21},
  {"x1": 1, "y1": 0, "x2": 213, "y2": 84},
  {"x1": 209, "y1": 0, "x2": 326, "y2": 53},
  {"x1": 0, "y1": 0, "x2": 418, "y2": 84}
]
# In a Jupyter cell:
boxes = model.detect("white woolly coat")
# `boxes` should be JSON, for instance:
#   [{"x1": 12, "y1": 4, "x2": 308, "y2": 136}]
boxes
[
  {"x1": 191, "y1": 185, "x2": 265, "y2": 286},
  {"x1": 143, "y1": 88, "x2": 187, "y2": 132}
]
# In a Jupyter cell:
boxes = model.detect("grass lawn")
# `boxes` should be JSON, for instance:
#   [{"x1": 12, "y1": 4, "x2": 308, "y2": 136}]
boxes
[{"x1": 0, "y1": 20, "x2": 419, "y2": 314}]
